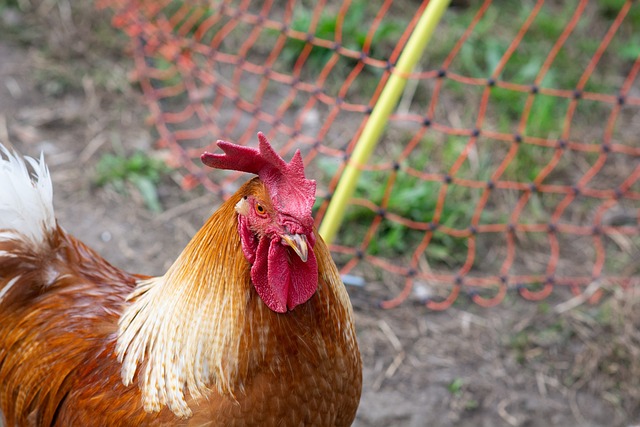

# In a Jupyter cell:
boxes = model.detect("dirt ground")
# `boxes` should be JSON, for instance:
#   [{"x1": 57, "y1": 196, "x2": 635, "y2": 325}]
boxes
[{"x1": 1, "y1": 5, "x2": 640, "y2": 427}]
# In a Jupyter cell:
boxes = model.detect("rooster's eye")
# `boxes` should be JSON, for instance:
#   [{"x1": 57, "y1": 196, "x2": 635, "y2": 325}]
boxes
[{"x1": 255, "y1": 203, "x2": 266, "y2": 215}]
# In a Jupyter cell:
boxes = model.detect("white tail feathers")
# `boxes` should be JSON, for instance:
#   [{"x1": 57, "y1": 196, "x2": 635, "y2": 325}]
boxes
[{"x1": 0, "y1": 144, "x2": 55, "y2": 246}]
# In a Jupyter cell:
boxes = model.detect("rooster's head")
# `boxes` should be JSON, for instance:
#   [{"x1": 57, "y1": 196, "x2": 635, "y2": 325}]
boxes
[{"x1": 201, "y1": 133, "x2": 317, "y2": 313}]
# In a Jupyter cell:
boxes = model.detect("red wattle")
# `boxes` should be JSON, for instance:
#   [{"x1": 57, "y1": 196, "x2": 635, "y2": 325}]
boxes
[
  {"x1": 285, "y1": 243, "x2": 317, "y2": 310},
  {"x1": 250, "y1": 238, "x2": 287, "y2": 313},
  {"x1": 250, "y1": 237, "x2": 318, "y2": 313}
]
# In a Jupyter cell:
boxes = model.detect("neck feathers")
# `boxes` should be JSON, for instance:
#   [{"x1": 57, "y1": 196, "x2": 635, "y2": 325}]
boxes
[
  {"x1": 115, "y1": 180, "x2": 357, "y2": 420},
  {"x1": 116, "y1": 192, "x2": 250, "y2": 418}
]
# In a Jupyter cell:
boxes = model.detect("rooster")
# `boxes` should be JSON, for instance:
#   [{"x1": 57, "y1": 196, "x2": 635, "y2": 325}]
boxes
[{"x1": 0, "y1": 133, "x2": 362, "y2": 426}]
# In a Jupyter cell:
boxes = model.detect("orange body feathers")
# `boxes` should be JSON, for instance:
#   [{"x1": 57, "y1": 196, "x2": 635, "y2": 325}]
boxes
[{"x1": 0, "y1": 138, "x2": 362, "y2": 426}]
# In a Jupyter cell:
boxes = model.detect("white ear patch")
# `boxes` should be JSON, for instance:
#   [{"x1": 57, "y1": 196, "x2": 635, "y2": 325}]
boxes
[
  {"x1": 0, "y1": 144, "x2": 55, "y2": 245},
  {"x1": 234, "y1": 197, "x2": 250, "y2": 216}
]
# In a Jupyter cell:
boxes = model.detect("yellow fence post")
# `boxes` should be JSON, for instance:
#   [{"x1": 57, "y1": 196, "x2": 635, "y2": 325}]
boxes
[{"x1": 319, "y1": 0, "x2": 451, "y2": 244}]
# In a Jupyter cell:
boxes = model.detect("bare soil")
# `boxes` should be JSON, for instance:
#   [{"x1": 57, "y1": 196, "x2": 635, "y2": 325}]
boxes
[{"x1": 1, "y1": 5, "x2": 639, "y2": 427}]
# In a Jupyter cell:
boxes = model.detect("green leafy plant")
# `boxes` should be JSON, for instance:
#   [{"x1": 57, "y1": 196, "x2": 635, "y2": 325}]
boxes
[
  {"x1": 95, "y1": 151, "x2": 170, "y2": 213},
  {"x1": 320, "y1": 168, "x2": 472, "y2": 265}
]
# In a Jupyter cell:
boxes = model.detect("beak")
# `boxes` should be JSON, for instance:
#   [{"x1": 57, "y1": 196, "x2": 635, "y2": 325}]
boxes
[{"x1": 281, "y1": 234, "x2": 309, "y2": 263}]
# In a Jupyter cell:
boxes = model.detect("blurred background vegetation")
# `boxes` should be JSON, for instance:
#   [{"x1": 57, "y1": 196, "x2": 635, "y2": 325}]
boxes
[{"x1": 1, "y1": 2, "x2": 639, "y2": 423}]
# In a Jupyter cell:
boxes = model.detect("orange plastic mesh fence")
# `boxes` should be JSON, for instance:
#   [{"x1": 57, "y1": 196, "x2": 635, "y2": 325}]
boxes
[{"x1": 100, "y1": 0, "x2": 640, "y2": 309}]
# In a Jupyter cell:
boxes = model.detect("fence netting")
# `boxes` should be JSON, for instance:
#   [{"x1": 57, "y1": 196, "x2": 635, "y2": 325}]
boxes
[{"x1": 99, "y1": 0, "x2": 640, "y2": 309}]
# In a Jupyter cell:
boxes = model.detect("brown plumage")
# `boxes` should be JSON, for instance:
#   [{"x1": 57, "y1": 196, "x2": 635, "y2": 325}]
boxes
[{"x1": 0, "y1": 136, "x2": 362, "y2": 426}]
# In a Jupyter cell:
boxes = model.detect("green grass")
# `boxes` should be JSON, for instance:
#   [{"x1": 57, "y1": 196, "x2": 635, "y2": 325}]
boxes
[
  {"x1": 508, "y1": 316, "x2": 574, "y2": 365},
  {"x1": 422, "y1": 0, "x2": 637, "y2": 142},
  {"x1": 318, "y1": 136, "x2": 478, "y2": 266},
  {"x1": 448, "y1": 377, "x2": 480, "y2": 410},
  {"x1": 313, "y1": 0, "x2": 637, "y2": 270},
  {"x1": 597, "y1": 0, "x2": 640, "y2": 25},
  {"x1": 275, "y1": 0, "x2": 402, "y2": 74}
]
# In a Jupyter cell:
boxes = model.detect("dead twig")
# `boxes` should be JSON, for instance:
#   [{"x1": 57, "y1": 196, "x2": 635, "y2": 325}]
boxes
[
  {"x1": 554, "y1": 280, "x2": 602, "y2": 314},
  {"x1": 384, "y1": 351, "x2": 405, "y2": 379},
  {"x1": 378, "y1": 319, "x2": 403, "y2": 353},
  {"x1": 568, "y1": 389, "x2": 586, "y2": 426},
  {"x1": 497, "y1": 397, "x2": 520, "y2": 426}
]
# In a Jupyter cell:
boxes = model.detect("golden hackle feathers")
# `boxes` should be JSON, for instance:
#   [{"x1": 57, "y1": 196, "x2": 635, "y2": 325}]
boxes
[
  {"x1": 116, "y1": 184, "x2": 254, "y2": 418},
  {"x1": 116, "y1": 177, "x2": 360, "y2": 419}
]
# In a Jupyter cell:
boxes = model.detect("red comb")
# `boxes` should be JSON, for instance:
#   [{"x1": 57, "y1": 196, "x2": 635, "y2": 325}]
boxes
[{"x1": 201, "y1": 133, "x2": 316, "y2": 219}]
